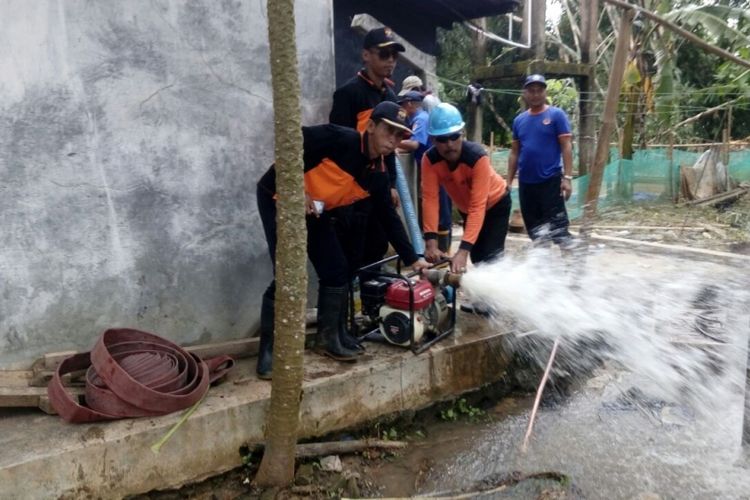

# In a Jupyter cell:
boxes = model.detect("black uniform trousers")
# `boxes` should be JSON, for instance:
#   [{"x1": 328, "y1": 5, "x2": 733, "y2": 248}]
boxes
[
  {"x1": 518, "y1": 174, "x2": 572, "y2": 243},
  {"x1": 458, "y1": 190, "x2": 512, "y2": 264}
]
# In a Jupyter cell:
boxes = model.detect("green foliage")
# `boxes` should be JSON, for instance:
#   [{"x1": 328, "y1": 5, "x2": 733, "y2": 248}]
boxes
[
  {"x1": 439, "y1": 398, "x2": 486, "y2": 422},
  {"x1": 434, "y1": 0, "x2": 750, "y2": 145},
  {"x1": 381, "y1": 426, "x2": 399, "y2": 441}
]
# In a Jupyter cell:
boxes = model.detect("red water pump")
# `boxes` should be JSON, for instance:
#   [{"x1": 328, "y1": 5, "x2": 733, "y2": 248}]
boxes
[{"x1": 357, "y1": 259, "x2": 456, "y2": 352}]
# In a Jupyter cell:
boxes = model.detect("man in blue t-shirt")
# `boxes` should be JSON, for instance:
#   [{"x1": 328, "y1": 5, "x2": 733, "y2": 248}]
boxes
[
  {"x1": 397, "y1": 91, "x2": 430, "y2": 163},
  {"x1": 507, "y1": 74, "x2": 574, "y2": 244}
]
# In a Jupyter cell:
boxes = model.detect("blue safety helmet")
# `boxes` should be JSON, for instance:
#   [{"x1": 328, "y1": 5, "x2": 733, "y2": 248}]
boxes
[{"x1": 427, "y1": 103, "x2": 465, "y2": 137}]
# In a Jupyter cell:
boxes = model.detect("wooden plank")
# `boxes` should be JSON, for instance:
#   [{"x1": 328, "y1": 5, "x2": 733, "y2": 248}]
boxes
[
  {"x1": 0, "y1": 385, "x2": 82, "y2": 413},
  {"x1": 685, "y1": 187, "x2": 748, "y2": 207},
  {"x1": 588, "y1": 232, "x2": 750, "y2": 262},
  {"x1": 570, "y1": 225, "x2": 709, "y2": 231}
]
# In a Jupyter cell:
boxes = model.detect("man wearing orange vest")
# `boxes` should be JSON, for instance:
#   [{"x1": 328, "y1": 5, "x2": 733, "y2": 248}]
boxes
[
  {"x1": 421, "y1": 103, "x2": 511, "y2": 313},
  {"x1": 256, "y1": 102, "x2": 429, "y2": 379}
]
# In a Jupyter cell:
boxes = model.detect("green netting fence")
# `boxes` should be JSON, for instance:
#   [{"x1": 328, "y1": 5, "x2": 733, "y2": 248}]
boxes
[{"x1": 491, "y1": 147, "x2": 750, "y2": 220}]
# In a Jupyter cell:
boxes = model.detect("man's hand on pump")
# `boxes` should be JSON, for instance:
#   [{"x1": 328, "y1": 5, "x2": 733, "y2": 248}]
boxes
[
  {"x1": 424, "y1": 239, "x2": 447, "y2": 263},
  {"x1": 410, "y1": 257, "x2": 431, "y2": 275}
]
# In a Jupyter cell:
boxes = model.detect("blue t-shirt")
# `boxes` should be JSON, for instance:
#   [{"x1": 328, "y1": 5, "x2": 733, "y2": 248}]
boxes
[
  {"x1": 409, "y1": 109, "x2": 430, "y2": 164},
  {"x1": 512, "y1": 106, "x2": 571, "y2": 184}
]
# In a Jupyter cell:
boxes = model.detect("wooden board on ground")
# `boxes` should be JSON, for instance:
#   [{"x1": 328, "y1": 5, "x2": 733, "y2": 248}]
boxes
[{"x1": 0, "y1": 371, "x2": 84, "y2": 414}]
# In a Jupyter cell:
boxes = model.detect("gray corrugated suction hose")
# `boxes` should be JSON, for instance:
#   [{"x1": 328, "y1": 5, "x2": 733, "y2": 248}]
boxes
[{"x1": 394, "y1": 156, "x2": 425, "y2": 256}]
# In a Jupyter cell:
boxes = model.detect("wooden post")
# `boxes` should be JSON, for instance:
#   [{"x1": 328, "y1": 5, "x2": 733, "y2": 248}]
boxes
[
  {"x1": 724, "y1": 106, "x2": 733, "y2": 166},
  {"x1": 531, "y1": 0, "x2": 546, "y2": 60},
  {"x1": 668, "y1": 131, "x2": 676, "y2": 202},
  {"x1": 468, "y1": 18, "x2": 486, "y2": 143},
  {"x1": 578, "y1": 0, "x2": 599, "y2": 176},
  {"x1": 581, "y1": 9, "x2": 634, "y2": 233}
]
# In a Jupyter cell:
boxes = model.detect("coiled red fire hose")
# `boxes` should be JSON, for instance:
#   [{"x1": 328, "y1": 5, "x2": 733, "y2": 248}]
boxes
[{"x1": 47, "y1": 328, "x2": 234, "y2": 423}]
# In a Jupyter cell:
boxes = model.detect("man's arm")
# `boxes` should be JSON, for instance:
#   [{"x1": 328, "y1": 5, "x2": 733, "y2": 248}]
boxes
[
  {"x1": 559, "y1": 135, "x2": 573, "y2": 200},
  {"x1": 507, "y1": 140, "x2": 520, "y2": 186},
  {"x1": 369, "y1": 172, "x2": 420, "y2": 265},
  {"x1": 397, "y1": 139, "x2": 419, "y2": 153},
  {"x1": 420, "y1": 154, "x2": 445, "y2": 262}
]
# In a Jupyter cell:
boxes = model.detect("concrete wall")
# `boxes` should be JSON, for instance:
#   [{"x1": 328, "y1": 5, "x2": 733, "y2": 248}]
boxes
[{"x1": 0, "y1": 0, "x2": 335, "y2": 368}]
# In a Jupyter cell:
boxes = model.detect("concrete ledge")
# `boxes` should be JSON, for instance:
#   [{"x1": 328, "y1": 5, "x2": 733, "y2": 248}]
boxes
[{"x1": 0, "y1": 320, "x2": 510, "y2": 498}]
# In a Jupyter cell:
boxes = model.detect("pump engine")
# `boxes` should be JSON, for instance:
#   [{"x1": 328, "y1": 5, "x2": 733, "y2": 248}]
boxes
[{"x1": 360, "y1": 277, "x2": 451, "y2": 346}]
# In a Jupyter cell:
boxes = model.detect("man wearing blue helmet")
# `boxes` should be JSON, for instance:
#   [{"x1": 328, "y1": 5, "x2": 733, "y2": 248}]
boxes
[
  {"x1": 507, "y1": 74, "x2": 574, "y2": 244},
  {"x1": 421, "y1": 103, "x2": 511, "y2": 283}
]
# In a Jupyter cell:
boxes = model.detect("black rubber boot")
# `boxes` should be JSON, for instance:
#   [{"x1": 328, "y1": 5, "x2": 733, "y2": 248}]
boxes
[
  {"x1": 339, "y1": 290, "x2": 365, "y2": 354},
  {"x1": 315, "y1": 286, "x2": 358, "y2": 362},
  {"x1": 256, "y1": 287, "x2": 275, "y2": 380}
]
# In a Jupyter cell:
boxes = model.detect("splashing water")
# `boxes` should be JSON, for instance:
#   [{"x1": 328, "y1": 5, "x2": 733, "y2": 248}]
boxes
[
  {"x1": 461, "y1": 244, "x2": 750, "y2": 416},
  {"x1": 421, "y1": 244, "x2": 750, "y2": 498}
]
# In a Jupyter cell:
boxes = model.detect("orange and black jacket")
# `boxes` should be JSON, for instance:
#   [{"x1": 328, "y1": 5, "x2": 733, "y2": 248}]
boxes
[
  {"x1": 330, "y1": 70, "x2": 398, "y2": 184},
  {"x1": 258, "y1": 124, "x2": 419, "y2": 265},
  {"x1": 421, "y1": 141, "x2": 508, "y2": 252}
]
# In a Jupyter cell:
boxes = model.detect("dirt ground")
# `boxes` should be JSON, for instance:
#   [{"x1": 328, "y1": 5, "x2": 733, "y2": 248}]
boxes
[
  {"x1": 579, "y1": 193, "x2": 750, "y2": 254},
  {"x1": 131, "y1": 391, "x2": 578, "y2": 500}
]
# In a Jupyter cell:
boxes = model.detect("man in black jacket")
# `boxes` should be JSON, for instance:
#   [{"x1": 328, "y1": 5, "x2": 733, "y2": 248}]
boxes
[
  {"x1": 330, "y1": 27, "x2": 405, "y2": 267},
  {"x1": 256, "y1": 102, "x2": 429, "y2": 379}
]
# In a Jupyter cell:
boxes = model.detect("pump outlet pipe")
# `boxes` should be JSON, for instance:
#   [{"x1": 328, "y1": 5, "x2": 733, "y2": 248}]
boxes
[{"x1": 394, "y1": 156, "x2": 425, "y2": 256}]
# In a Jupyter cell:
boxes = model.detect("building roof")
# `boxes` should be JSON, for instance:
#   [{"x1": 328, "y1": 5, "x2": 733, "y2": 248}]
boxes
[
  {"x1": 334, "y1": 0, "x2": 521, "y2": 56},
  {"x1": 412, "y1": 0, "x2": 521, "y2": 28}
]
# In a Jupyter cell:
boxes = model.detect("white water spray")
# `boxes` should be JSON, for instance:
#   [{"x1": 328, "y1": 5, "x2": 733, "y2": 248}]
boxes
[{"x1": 461, "y1": 245, "x2": 750, "y2": 416}]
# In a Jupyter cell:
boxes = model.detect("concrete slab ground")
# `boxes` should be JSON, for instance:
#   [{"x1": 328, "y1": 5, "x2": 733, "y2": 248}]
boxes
[{"x1": 0, "y1": 318, "x2": 512, "y2": 499}]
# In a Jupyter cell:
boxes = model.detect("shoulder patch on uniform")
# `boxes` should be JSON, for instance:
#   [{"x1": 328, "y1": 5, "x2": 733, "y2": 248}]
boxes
[
  {"x1": 426, "y1": 147, "x2": 442, "y2": 164},
  {"x1": 459, "y1": 141, "x2": 487, "y2": 166}
]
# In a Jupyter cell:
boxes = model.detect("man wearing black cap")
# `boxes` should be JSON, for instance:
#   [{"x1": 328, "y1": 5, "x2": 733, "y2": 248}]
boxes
[
  {"x1": 330, "y1": 27, "x2": 405, "y2": 132},
  {"x1": 507, "y1": 74, "x2": 574, "y2": 244},
  {"x1": 255, "y1": 102, "x2": 429, "y2": 379},
  {"x1": 329, "y1": 27, "x2": 407, "y2": 288}
]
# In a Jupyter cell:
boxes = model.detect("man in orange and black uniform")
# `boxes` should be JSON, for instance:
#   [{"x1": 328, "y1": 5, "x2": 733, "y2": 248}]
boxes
[
  {"x1": 330, "y1": 27, "x2": 405, "y2": 269},
  {"x1": 255, "y1": 102, "x2": 430, "y2": 379},
  {"x1": 422, "y1": 103, "x2": 511, "y2": 315}
]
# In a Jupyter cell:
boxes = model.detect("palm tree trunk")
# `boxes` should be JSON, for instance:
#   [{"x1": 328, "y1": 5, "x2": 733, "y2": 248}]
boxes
[{"x1": 254, "y1": 0, "x2": 307, "y2": 488}]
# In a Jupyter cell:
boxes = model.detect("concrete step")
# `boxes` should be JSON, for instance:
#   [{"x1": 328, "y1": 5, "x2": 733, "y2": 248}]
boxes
[{"x1": 0, "y1": 319, "x2": 510, "y2": 498}]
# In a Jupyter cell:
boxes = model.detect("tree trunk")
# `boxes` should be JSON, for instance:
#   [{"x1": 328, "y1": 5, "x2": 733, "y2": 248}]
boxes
[
  {"x1": 621, "y1": 90, "x2": 637, "y2": 160},
  {"x1": 582, "y1": 9, "x2": 634, "y2": 230},
  {"x1": 254, "y1": 0, "x2": 307, "y2": 488},
  {"x1": 578, "y1": 0, "x2": 599, "y2": 176}
]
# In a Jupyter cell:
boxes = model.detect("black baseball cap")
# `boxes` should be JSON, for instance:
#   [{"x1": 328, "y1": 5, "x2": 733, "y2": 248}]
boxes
[
  {"x1": 397, "y1": 90, "x2": 424, "y2": 104},
  {"x1": 363, "y1": 27, "x2": 406, "y2": 52},
  {"x1": 523, "y1": 74, "x2": 547, "y2": 88},
  {"x1": 370, "y1": 101, "x2": 412, "y2": 135}
]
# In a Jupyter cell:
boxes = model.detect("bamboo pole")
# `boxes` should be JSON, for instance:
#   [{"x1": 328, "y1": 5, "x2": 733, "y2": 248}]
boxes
[
  {"x1": 581, "y1": 9, "x2": 634, "y2": 233},
  {"x1": 603, "y1": 0, "x2": 750, "y2": 70},
  {"x1": 660, "y1": 97, "x2": 743, "y2": 138},
  {"x1": 521, "y1": 338, "x2": 560, "y2": 453}
]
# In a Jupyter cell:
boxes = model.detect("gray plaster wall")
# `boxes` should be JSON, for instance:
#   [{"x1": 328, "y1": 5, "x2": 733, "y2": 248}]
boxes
[{"x1": 0, "y1": 0, "x2": 334, "y2": 368}]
